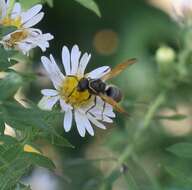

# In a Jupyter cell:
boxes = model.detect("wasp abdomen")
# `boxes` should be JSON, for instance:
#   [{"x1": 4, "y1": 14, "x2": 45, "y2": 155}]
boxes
[{"x1": 106, "y1": 86, "x2": 122, "y2": 102}]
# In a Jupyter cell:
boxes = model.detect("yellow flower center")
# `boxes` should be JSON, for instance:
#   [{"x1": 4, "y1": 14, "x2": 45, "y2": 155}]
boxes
[
  {"x1": 4, "y1": 30, "x2": 28, "y2": 47},
  {"x1": 1, "y1": 16, "x2": 22, "y2": 28},
  {"x1": 59, "y1": 76, "x2": 91, "y2": 108}
]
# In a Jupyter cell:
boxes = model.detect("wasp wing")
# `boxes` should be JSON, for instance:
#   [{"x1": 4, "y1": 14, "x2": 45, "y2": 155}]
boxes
[
  {"x1": 101, "y1": 58, "x2": 136, "y2": 81},
  {"x1": 100, "y1": 94, "x2": 128, "y2": 116}
]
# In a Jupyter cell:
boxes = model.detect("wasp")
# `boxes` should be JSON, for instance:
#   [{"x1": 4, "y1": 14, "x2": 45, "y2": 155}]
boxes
[{"x1": 77, "y1": 58, "x2": 136, "y2": 115}]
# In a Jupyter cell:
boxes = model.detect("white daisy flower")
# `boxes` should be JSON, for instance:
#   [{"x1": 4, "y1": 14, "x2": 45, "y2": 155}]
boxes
[
  {"x1": 0, "y1": 0, "x2": 53, "y2": 54},
  {"x1": 39, "y1": 45, "x2": 116, "y2": 137}
]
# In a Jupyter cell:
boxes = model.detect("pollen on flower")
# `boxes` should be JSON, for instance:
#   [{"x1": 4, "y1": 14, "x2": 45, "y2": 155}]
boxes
[
  {"x1": 1, "y1": 16, "x2": 22, "y2": 28},
  {"x1": 4, "y1": 30, "x2": 28, "y2": 48},
  {"x1": 59, "y1": 76, "x2": 91, "y2": 107}
]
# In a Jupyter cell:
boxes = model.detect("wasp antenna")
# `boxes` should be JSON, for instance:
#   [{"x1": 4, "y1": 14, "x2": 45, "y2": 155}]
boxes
[
  {"x1": 123, "y1": 58, "x2": 137, "y2": 65},
  {"x1": 123, "y1": 110, "x2": 130, "y2": 117}
]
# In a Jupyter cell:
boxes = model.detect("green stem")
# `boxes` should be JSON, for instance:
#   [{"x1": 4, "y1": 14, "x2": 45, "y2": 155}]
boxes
[{"x1": 117, "y1": 91, "x2": 166, "y2": 166}]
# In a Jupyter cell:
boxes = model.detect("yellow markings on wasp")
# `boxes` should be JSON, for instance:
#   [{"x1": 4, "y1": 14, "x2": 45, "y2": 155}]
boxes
[
  {"x1": 59, "y1": 76, "x2": 91, "y2": 107},
  {"x1": 24, "y1": 144, "x2": 41, "y2": 155},
  {"x1": 1, "y1": 16, "x2": 22, "y2": 28}
]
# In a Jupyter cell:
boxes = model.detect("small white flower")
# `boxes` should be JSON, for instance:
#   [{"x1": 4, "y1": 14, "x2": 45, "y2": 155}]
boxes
[
  {"x1": 0, "y1": 0, "x2": 53, "y2": 54},
  {"x1": 171, "y1": 0, "x2": 192, "y2": 25},
  {"x1": 1, "y1": 28, "x2": 53, "y2": 55},
  {"x1": 39, "y1": 45, "x2": 115, "y2": 137}
]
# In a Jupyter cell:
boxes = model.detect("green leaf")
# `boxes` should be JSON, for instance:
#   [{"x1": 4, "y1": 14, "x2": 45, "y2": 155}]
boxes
[
  {"x1": 50, "y1": 132, "x2": 74, "y2": 148},
  {"x1": 43, "y1": 0, "x2": 53, "y2": 7},
  {"x1": 0, "y1": 157, "x2": 30, "y2": 190},
  {"x1": 0, "y1": 26, "x2": 17, "y2": 37},
  {"x1": 2, "y1": 101, "x2": 50, "y2": 130},
  {"x1": 0, "y1": 47, "x2": 17, "y2": 70},
  {"x1": 19, "y1": 0, "x2": 53, "y2": 9},
  {"x1": 100, "y1": 169, "x2": 122, "y2": 190},
  {"x1": 0, "y1": 135, "x2": 18, "y2": 145},
  {"x1": 15, "y1": 183, "x2": 31, "y2": 190},
  {"x1": 2, "y1": 145, "x2": 22, "y2": 162},
  {"x1": 124, "y1": 172, "x2": 139, "y2": 190},
  {"x1": 167, "y1": 142, "x2": 192, "y2": 158},
  {"x1": 156, "y1": 114, "x2": 187, "y2": 121},
  {"x1": 74, "y1": 0, "x2": 101, "y2": 17},
  {"x1": 19, "y1": 0, "x2": 41, "y2": 9},
  {"x1": 0, "y1": 119, "x2": 5, "y2": 135},
  {"x1": 0, "y1": 72, "x2": 23, "y2": 101},
  {"x1": 22, "y1": 152, "x2": 56, "y2": 170},
  {"x1": 165, "y1": 165, "x2": 192, "y2": 185}
]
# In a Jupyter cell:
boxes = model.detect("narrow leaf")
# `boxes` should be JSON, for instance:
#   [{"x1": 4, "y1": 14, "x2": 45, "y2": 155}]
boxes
[
  {"x1": 0, "y1": 72, "x2": 23, "y2": 101},
  {"x1": 167, "y1": 142, "x2": 192, "y2": 158},
  {"x1": 124, "y1": 173, "x2": 139, "y2": 190},
  {"x1": 22, "y1": 152, "x2": 56, "y2": 170},
  {"x1": 50, "y1": 132, "x2": 74, "y2": 148},
  {"x1": 0, "y1": 26, "x2": 17, "y2": 37},
  {"x1": 165, "y1": 165, "x2": 192, "y2": 185},
  {"x1": 74, "y1": 0, "x2": 101, "y2": 17},
  {"x1": 156, "y1": 114, "x2": 187, "y2": 121}
]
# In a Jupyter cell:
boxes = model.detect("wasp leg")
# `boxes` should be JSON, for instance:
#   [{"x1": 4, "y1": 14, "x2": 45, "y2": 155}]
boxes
[
  {"x1": 101, "y1": 101, "x2": 106, "y2": 121},
  {"x1": 86, "y1": 96, "x2": 97, "y2": 114},
  {"x1": 86, "y1": 96, "x2": 105, "y2": 122}
]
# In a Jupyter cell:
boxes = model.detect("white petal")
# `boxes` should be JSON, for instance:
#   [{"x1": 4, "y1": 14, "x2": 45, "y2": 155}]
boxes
[
  {"x1": 85, "y1": 122, "x2": 94, "y2": 136},
  {"x1": 87, "y1": 97, "x2": 112, "y2": 117},
  {"x1": 31, "y1": 32, "x2": 53, "y2": 52},
  {"x1": 87, "y1": 66, "x2": 111, "y2": 79},
  {"x1": 78, "y1": 109, "x2": 94, "y2": 136},
  {"x1": 38, "y1": 96, "x2": 59, "y2": 110},
  {"x1": 77, "y1": 53, "x2": 91, "y2": 76},
  {"x1": 74, "y1": 110, "x2": 86, "y2": 137},
  {"x1": 41, "y1": 89, "x2": 58, "y2": 96},
  {"x1": 104, "y1": 103, "x2": 116, "y2": 118},
  {"x1": 62, "y1": 46, "x2": 71, "y2": 75},
  {"x1": 18, "y1": 28, "x2": 53, "y2": 53},
  {"x1": 71, "y1": 45, "x2": 81, "y2": 75},
  {"x1": 11, "y1": 3, "x2": 21, "y2": 18},
  {"x1": 21, "y1": 4, "x2": 42, "y2": 23},
  {"x1": 60, "y1": 99, "x2": 72, "y2": 111},
  {"x1": 89, "y1": 97, "x2": 103, "y2": 115},
  {"x1": 87, "y1": 114, "x2": 106, "y2": 129},
  {"x1": 16, "y1": 42, "x2": 32, "y2": 55},
  {"x1": 103, "y1": 116, "x2": 113, "y2": 123},
  {"x1": 41, "y1": 56, "x2": 64, "y2": 89},
  {"x1": 6, "y1": 0, "x2": 10, "y2": 7},
  {"x1": 0, "y1": 0, "x2": 7, "y2": 17},
  {"x1": 23, "y1": 12, "x2": 44, "y2": 28},
  {"x1": 63, "y1": 110, "x2": 73, "y2": 132}
]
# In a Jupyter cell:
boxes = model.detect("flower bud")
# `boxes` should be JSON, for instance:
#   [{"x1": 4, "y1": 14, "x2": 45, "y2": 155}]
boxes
[
  {"x1": 24, "y1": 144, "x2": 41, "y2": 155},
  {"x1": 155, "y1": 46, "x2": 176, "y2": 73}
]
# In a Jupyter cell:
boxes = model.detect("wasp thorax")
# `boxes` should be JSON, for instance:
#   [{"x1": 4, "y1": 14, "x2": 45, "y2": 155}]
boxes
[
  {"x1": 59, "y1": 76, "x2": 91, "y2": 107},
  {"x1": 89, "y1": 79, "x2": 106, "y2": 94}
]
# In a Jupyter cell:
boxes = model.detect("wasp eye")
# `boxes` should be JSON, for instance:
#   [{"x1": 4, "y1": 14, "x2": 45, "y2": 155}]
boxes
[{"x1": 78, "y1": 78, "x2": 89, "y2": 91}]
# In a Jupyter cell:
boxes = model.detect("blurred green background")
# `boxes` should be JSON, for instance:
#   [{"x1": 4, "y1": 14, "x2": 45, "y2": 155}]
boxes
[{"x1": 24, "y1": 0, "x2": 192, "y2": 189}]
